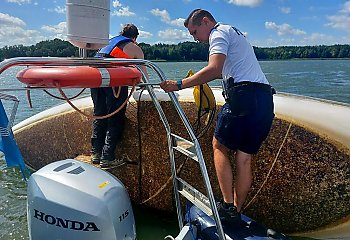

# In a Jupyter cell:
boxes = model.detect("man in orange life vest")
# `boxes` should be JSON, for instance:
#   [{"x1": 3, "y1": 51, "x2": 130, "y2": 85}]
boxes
[{"x1": 91, "y1": 24, "x2": 145, "y2": 169}]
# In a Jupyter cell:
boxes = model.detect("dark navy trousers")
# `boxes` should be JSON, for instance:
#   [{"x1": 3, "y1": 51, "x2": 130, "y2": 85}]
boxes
[{"x1": 90, "y1": 86, "x2": 128, "y2": 160}]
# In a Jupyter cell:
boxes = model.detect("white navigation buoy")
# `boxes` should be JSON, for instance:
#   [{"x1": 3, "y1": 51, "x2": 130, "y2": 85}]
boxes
[{"x1": 66, "y1": 0, "x2": 110, "y2": 50}]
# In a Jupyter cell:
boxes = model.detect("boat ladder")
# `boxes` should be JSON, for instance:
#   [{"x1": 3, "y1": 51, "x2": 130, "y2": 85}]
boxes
[{"x1": 138, "y1": 63, "x2": 227, "y2": 240}]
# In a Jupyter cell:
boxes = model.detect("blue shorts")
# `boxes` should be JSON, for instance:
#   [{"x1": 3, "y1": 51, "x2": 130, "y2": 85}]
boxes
[{"x1": 214, "y1": 88, "x2": 274, "y2": 154}]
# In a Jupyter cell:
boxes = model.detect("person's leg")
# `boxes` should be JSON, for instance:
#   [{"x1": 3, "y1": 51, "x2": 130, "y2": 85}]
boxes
[
  {"x1": 213, "y1": 136, "x2": 234, "y2": 204},
  {"x1": 232, "y1": 88, "x2": 273, "y2": 210},
  {"x1": 213, "y1": 136, "x2": 241, "y2": 223},
  {"x1": 234, "y1": 150, "x2": 252, "y2": 212},
  {"x1": 91, "y1": 88, "x2": 107, "y2": 157},
  {"x1": 214, "y1": 137, "x2": 252, "y2": 212},
  {"x1": 101, "y1": 86, "x2": 128, "y2": 161}
]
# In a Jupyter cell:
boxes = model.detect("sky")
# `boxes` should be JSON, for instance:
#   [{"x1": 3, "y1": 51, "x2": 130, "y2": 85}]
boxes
[{"x1": 0, "y1": 0, "x2": 350, "y2": 48}]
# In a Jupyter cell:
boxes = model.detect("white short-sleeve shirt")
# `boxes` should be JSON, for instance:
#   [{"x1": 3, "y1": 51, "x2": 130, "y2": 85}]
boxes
[{"x1": 209, "y1": 23, "x2": 269, "y2": 85}]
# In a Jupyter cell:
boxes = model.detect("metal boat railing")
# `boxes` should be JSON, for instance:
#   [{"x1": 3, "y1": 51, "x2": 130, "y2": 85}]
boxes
[{"x1": 0, "y1": 57, "x2": 226, "y2": 240}]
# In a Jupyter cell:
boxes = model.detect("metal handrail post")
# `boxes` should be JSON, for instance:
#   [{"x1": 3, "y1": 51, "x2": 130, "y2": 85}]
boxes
[{"x1": 135, "y1": 64, "x2": 185, "y2": 229}]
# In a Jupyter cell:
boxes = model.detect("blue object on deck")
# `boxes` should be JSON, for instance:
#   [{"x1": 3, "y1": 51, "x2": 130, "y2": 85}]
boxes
[
  {"x1": 0, "y1": 100, "x2": 30, "y2": 180},
  {"x1": 187, "y1": 203, "x2": 289, "y2": 240}
]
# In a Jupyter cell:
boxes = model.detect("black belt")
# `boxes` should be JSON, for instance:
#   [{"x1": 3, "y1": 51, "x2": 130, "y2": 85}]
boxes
[
  {"x1": 223, "y1": 78, "x2": 276, "y2": 100},
  {"x1": 227, "y1": 78, "x2": 275, "y2": 93}
]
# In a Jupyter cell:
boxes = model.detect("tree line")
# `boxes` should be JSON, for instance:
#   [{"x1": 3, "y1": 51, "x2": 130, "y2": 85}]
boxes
[{"x1": 1, "y1": 38, "x2": 349, "y2": 61}]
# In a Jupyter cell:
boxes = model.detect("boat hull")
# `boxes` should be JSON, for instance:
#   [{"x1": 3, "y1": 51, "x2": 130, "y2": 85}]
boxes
[{"x1": 13, "y1": 88, "x2": 350, "y2": 238}]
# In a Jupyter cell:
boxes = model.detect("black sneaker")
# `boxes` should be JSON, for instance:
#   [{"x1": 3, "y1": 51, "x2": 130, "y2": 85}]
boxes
[
  {"x1": 100, "y1": 158, "x2": 126, "y2": 169},
  {"x1": 217, "y1": 200, "x2": 241, "y2": 225},
  {"x1": 91, "y1": 153, "x2": 101, "y2": 164}
]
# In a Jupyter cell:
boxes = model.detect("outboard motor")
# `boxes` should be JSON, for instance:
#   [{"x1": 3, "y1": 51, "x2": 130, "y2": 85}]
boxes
[{"x1": 27, "y1": 159, "x2": 136, "y2": 240}]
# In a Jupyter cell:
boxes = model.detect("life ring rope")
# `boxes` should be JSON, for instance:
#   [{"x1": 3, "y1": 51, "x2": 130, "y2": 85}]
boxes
[
  {"x1": 26, "y1": 89, "x2": 32, "y2": 108},
  {"x1": 113, "y1": 85, "x2": 121, "y2": 99},
  {"x1": 43, "y1": 88, "x2": 86, "y2": 101},
  {"x1": 54, "y1": 79, "x2": 138, "y2": 120}
]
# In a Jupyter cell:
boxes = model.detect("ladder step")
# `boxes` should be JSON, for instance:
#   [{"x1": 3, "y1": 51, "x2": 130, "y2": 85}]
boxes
[
  {"x1": 171, "y1": 133, "x2": 198, "y2": 161},
  {"x1": 176, "y1": 177, "x2": 212, "y2": 216}
]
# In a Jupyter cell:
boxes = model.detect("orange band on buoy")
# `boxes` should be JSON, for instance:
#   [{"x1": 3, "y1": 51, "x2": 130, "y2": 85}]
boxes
[{"x1": 16, "y1": 66, "x2": 142, "y2": 88}]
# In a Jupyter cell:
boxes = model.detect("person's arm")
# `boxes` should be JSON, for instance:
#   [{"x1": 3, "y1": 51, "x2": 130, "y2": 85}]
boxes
[
  {"x1": 160, "y1": 53, "x2": 225, "y2": 92},
  {"x1": 123, "y1": 43, "x2": 148, "y2": 78},
  {"x1": 123, "y1": 43, "x2": 144, "y2": 59}
]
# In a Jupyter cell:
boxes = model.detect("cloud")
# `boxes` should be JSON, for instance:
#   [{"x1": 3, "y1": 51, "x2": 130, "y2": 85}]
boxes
[
  {"x1": 280, "y1": 7, "x2": 291, "y2": 14},
  {"x1": 48, "y1": 6, "x2": 66, "y2": 14},
  {"x1": 158, "y1": 28, "x2": 191, "y2": 42},
  {"x1": 150, "y1": 8, "x2": 185, "y2": 27},
  {"x1": 41, "y1": 22, "x2": 66, "y2": 34},
  {"x1": 150, "y1": 9, "x2": 170, "y2": 22},
  {"x1": 170, "y1": 18, "x2": 185, "y2": 27},
  {"x1": 326, "y1": 15, "x2": 350, "y2": 32},
  {"x1": 300, "y1": 33, "x2": 340, "y2": 46},
  {"x1": 253, "y1": 31, "x2": 349, "y2": 47},
  {"x1": 139, "y1": 30, "x2": 153, "y2": 39},
  {"x1": 226, "y1": 0, "x2": 263, "y2": 7},
  {"x1": 326, "y1": 1, "x2": 350, "y2": 32},
  {"x1": 6, "y1": 0, "x2": 31, "y2": 5},
  {"x1": 340, "y1": 1, "x2": 350, "y2": 14},
  {"x1": 0, "y1": 12, "x2": 67, "y2": 48},
  {"x1": 112, "y1": 0, "x2": 122, "y2": 8},
  {"x1": 0, "y1": 26, "x2": 46, "y2": 47},
  {"x1": 265, "y1": 21, "x2": 306, "y2": 36},
  {"x1": 0, "y1": 12, "x2": 26, "y2": 27},
  {"x1": 111, "y1": 1, "x2": 136, "y2": 17},
  {"x1": 111, "y1": 6, "x2": 135, "y2": 17}
]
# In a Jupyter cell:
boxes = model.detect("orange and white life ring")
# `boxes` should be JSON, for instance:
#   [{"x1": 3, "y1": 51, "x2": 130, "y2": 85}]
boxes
[{"x1": 16, "y1": 66, "x2": 142, "y2": 88}]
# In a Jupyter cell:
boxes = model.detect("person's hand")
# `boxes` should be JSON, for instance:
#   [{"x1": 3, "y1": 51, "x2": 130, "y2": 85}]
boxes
[{"x1": 160, "y1": 80, "x2": 180, "y2": 92}]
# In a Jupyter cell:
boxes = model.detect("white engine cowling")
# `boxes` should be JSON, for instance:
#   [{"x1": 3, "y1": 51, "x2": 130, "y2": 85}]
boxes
[{"x1": 27, "y1": 159, "x2": 136, "y2": 240}]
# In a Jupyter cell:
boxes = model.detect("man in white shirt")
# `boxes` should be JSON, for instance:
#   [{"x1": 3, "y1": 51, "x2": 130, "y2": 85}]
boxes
[{"x1": 160, "y1": 9, "x2": 274, "y2": 224}]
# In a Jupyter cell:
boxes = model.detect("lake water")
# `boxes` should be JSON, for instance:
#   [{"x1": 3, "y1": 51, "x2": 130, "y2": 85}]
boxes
[{"x1": 0, "y1": 59, "x2": 349, "y2": 239}]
